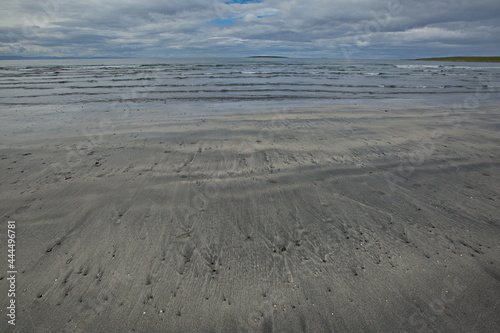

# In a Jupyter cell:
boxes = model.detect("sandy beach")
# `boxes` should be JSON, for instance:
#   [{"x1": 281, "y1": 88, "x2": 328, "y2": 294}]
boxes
[{"x1": 1, "y1": 102, "x2": 499, "y2": 332}]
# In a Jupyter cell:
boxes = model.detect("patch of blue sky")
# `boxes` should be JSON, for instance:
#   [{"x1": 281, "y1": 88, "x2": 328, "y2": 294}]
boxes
[
  {"x1": 211, "y1": 18, "x2": 237, "y2": 25},
  {"x1": 211, "y1": 12, "x2": 275, "y2": 25},
  {"x1": 211, "y1": 1, "x2": 276, "y2": 25}
]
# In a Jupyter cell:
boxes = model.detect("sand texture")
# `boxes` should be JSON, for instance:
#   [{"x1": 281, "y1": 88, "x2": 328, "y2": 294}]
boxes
[{"x1": 1, "y1": 104, "x2": 499, "y2": 332}]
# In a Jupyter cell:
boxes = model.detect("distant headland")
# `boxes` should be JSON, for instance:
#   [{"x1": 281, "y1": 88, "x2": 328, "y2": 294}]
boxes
[
  {"x1": 416, "y1": 56, "x2": 500, "y2": 63},
  {"x1": 247, "y1": 56, "x2": 289, "y2": 58}
]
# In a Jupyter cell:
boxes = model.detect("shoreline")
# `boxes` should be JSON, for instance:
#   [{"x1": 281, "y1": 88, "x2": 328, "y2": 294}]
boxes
[{"x1": 415, "y1": 56, "x2": 500, "y2": 63}]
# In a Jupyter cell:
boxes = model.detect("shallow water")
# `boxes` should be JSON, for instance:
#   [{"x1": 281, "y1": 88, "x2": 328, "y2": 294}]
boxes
[{"x1": 1, "y1": 58, "x2": 499, "y2": 111}]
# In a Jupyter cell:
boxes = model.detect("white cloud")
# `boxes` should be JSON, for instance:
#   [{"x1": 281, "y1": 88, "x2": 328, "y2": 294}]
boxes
[
  {"x1": 242, "y1": 13, "x2": 258, "y2": 22},
  {"x1": 397, "y1": 27, "x2": 467, "y2": 42}
]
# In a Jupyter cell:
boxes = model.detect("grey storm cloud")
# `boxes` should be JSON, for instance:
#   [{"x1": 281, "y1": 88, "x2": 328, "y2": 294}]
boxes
[{"x1": 0, "y1": 0, "x2": 499, "y2": 58}]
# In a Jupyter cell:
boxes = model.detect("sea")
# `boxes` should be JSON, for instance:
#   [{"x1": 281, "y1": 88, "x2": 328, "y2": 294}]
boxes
[{"x1": 1, "y1": 58, "x2": 499, "y2": 113}]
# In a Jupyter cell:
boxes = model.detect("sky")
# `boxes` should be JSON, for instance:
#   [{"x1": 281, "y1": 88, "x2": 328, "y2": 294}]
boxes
[{"x1": 0, "y1": 0, "x2": 499, "y2": 59}]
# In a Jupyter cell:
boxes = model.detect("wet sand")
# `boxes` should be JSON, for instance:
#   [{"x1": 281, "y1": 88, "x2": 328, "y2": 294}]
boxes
[{"x1": 1, "y1": 103, "x2": 499, "y2": 332}]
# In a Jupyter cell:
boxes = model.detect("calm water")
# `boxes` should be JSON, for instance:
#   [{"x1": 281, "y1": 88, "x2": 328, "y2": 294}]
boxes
[{"x1": 1, "y1": 58, "x2": 499, "y2": 111}]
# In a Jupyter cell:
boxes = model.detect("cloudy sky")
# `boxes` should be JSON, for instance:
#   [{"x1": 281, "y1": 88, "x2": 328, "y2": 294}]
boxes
[{"x1": 1, "y1": 0, "x2": 499, "y2": 59}]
